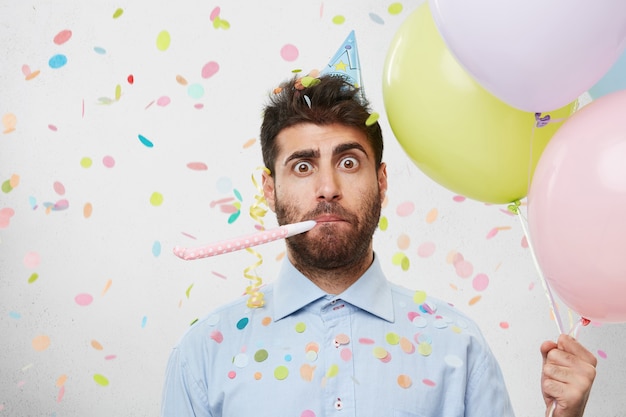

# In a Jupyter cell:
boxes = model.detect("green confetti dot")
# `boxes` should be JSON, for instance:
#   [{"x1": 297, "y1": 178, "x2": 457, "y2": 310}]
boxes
[
  {"x1": 254, "y1": 349, "x2": 269, "y2": 362},
  {"x1": 388, "y1": 3, "x2": 403, "y2": 15},
  {"x1": 227, "y1": 211, "x2": 241, "y2": 224},
  {"x1": 28, "y1": 273, "x2": 39, "y2": 284},
  {"x1": 150, "y1": 192, "x2": 164, "y2": 206},
  {"x1": 93, "y1": 374, "x2": 109, "y2": 386},
  {"x1": 379, "y1": 216, "x2": 388, "y2": 231},
  {"x1": 113, "y1": 8, "x2": 123, "y2": 18},
  {"x1": 115, "y1": 84, "x2": 121, "y2": 101},
  {"x1": 185, "y1": 284, "x2": 193, "y2": 298},
  {"x1": 187, "y1": 83, "x2": 205, "y2": 99},
  {"x1": 401, "y1": 255, "x2": 410, "y2": 271},
  {"x1": 156, "y1": 30, "x2": 171, "y2": 51},
  {"x1": 332, "y1": 15, "x2": 346, "y2": 24},
  {"x1": 274, "y1": 365, "x2": 289, "y2": 380},
  {"x1": 1, "y1": 180, "x2": 12, "y2": 193},
  {"x1": 295, "y1": 322, "x2": 306, "y2": 333},
  {"x1": 326, "y1": 364, "x2": 339, "y2": 378}
]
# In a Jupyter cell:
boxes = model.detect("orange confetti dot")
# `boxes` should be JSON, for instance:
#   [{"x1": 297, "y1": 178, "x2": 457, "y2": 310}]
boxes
[
  {"x1": 101, "y1": 279, "x2": 112, "y2": 296},
  {"x1": 175, "y1": 75, "x2": 188, "y2": 85},
  {"x1": 261, "y1": 316, "x2": 272, "y2": 326},
  {"x1": 468, "y1": 295, "x2": 482, "y2": 306},
  {"x1": 56, "y1": 374, "x2": 68, "y2": 387},
  {"x1": 91, "y1": 340, "x2": 103, "y2": 350},
  {"x1": 243, "y1": 138, "x2": 256, "y2": 149},
  {"x1": 32, "y1": 335, "x2": 50, "y2": 351},
  {"x1": 254, "y1": 372, "x2": 262, "y2": 380},
  {"x1": 397, "y1": 234, "x2": 410, "y2": 250},
  {"x1": 25, "y1": 70, "x2": 41, "y2": 80},
  {"x1": 425, "y1": 208, "x2": 438, "y2": 224},
  {"x1": 397, "y1": 374, "x2": 412, "y2": 388},
  {"x1": 83, "y1": 202, "x2": 93, "y2": 218}
]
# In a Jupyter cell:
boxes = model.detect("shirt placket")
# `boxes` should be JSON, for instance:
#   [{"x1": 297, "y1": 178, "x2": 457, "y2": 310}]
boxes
[{"x1": 320, "y1": 297, "x2": 355, "y2": 417}]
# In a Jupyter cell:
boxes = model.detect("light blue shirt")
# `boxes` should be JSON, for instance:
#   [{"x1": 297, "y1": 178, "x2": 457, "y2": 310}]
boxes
[{"x1": 162, "y1": 256, "x2": 514, "y2": 417}]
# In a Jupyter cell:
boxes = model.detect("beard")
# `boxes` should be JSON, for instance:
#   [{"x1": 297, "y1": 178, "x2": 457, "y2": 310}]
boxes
[{"x1": 274, "y1": 186, "x2": 382, "y2": 270}]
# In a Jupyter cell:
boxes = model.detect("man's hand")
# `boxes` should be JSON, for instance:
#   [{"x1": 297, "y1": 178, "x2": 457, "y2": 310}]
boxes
[{"x1": 541, "y1": 334, "x2": 597, "y2": 417}]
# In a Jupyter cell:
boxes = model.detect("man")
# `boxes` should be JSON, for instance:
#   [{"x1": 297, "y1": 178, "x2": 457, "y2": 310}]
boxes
[{"x1": 162, "y1": 75, "x2": 596, "y2": 416}]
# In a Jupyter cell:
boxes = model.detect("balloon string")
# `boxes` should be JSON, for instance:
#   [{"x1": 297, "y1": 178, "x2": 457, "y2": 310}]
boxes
[
  {"x1": 509, "y1": 202, "x2": 565, "y2": 335},
  {"x1": 244, "y1": 166, "x2": 271, "y2": 308}
]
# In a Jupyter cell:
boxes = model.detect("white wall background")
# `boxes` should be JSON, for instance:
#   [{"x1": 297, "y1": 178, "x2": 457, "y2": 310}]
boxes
[{"x1": 1, "y1": 1, "x2": 625, "y2": 416}]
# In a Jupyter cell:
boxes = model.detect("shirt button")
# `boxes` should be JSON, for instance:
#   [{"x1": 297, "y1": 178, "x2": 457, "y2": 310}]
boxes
[{"x1": 334, "y1": 398, "x2": 343, "y2": 410}]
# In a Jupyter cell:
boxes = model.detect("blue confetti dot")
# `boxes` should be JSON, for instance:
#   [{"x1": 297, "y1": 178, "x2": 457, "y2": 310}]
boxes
[
  {"x1": 138, "y1": 134, "x2": 154, "y2": 148},
  {"x1": 216, "y1": 177, "x2": 232, "y2": 194},
  {"x1": 152, "y1": 241, "x2": 161, "y2": 257},
  {"x1": 48, "y1": 54, "x2": 68, "y2": 69},
  {"x1": 141, "y1": 316, "x2": 147, "y2": 328},
  {"x1": 187, "y1": 83, "x2": 205, "y2": 99},
  {"x1": 236, "y1": 317, "x2": 249, "y2": 330},
  {"x1": 93, "y1": 46, "x2": 107, "y2": 55},
  {"x1": 369, "y1": 13, "x2": 385, "y2": 25},
  {"x1": 284, "y1": 354, "x2": 292, "y2": 362},
  {"x1": 9, "y1": 311, "x2": 21, "y2": 319},
  {"x1": 233, "y1": 189, "x2": 242, "y2": 202}
]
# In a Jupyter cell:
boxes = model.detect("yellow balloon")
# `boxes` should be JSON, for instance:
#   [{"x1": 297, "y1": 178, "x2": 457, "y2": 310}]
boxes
[{"x1": 382, "y1": 3, "x2": 575, "y2": 204}]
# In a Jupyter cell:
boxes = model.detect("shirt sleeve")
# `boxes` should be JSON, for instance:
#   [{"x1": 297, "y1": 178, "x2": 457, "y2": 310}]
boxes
[
  {"x1": 161, "y1": 347, "x2": 212, "y2": 417},
  {"x1": 463, "y1": 345, "x2": 516, "y2": 417}
]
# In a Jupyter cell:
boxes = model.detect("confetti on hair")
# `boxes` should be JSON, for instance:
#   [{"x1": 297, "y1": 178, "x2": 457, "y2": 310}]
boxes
[
  {"x1": 243, "y1": 166, "x2": 271, "y2": 308},
  {"x1": 365, "y1": 112, "x2": 380, "y2": 126},
  {"x1": 303, "y1": 95, "x2": 312, "y2": 109}
]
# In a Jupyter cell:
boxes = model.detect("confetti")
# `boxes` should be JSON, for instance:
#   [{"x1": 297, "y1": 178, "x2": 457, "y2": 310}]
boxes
[
  {"x1": 56, "y1": 374, "x2": 68, "y2": 387},
  {"x1": 201, "y1": 61, "x2": 219, "y2": 79},
  {"x1": 243, "y1": 138, "x2": 256, "y2": 149},
  {"x1": 499, "y1": 322, "x2": 510, "y2": 329},
  {"x1": 53, "y1": 29, "x2": 72, "y2": 45},
  {"x1": 102, "y1": 155, "x2": 115, "y2": 168},
  {"x1": 53, "y1": 181, "x2": 65, "y2": 195},
  {"x1": 113, "y1": 8, "x2": 123, "y2": 18},
  {"x1": 156, "y1": 96, "x2": 171, "y2": 107},
  {"x1": 378, "y1": 216, "x2": 388, "y2": 231},
  {"x1": 417, "y1": 241, "x2": 436, "y2": 258},
  {"x1": 93, "y1": 374, "x2": 109, "y2": 387},
  {"x1": 176, "y1": 75, "x2": 188, "y2": 85},
  {"x1": 91, "y1": 340, "x2": 103, "y2": 350},
  {"x1": 332, "y1": 15, "x2": 346, "y2": 24},
  {"x1": 280, "y1": 44, "x2": 299, "y2": 62},
  {"x1": 49, "y1": 54, "x2": 68, "y2": 69},
  {"x1": 27, "y1": 273, "x2": 39, "y2": 284},
  {"x1": 141, "y1": 316, "x2": 147, "y2": 328},
  {"x1": 397, "y1": 374, "x2": 412, "y2": 388},
  {"x1": 185, "y1": 284, "x2": 193, "y2": 298},
  {"x1": 75, "y1": 293, "x2": 94, "y2": 306},
  {"x1": 138, "y1": 134, "x2": 154, "y2": 147},
  {"x1": 93, "y1": 46, "x2": 106, "y2": 55},
  {"x1": 369, "y1": 13, "x2": 384, "y2": 25},
  {"x1": 209, "y1": 7, "x2": 220, "y2": 21},
  {"x1": 274, "y1": 366, "x2": 289, "y2": 380},
  {"x1": 452, "y1": 195, "x2": 466, "y2": 202},
  {"x1": 396, "y1": 201, "x2": 414, "y2": 217},
  {"x1": 0, "y1": 206, "x2": 15, "y2": 227},
  {"x1": 32, "y1": 335, "x2": 50, "y2": 351},
  {"x1": 2, "y1": 113, "x2": 17, "y2": 133},
  {"x1": 468, "y1": 295, "x2": 482, "y2": 306},
  {"x1": 80, "y1": 157, "x2": 93, "y2": 168},
  {"x1": 187, "y1": 162, "x2": 208, "y2": 170},
  {"x1": 472, "y1": 273, "x2": 489, "y2": 291},
  {"x1": 187, "y1": 83, "x2": 204, "y2": 99},
  {"x1": 152, "y1": 241, "x2": 161, "y2": 257},
  {"x1": 101, "y1": 279, "x2": 112, "y2": 296},
  {"x1": 397, "y1": 234, "x2": 410, "y2": 250},
  {"x1": 115, "y1": 84, "x2": 122, "y2": 101},
  {"x1": 365, "y1": 112, "x2": 379, "y2": 126},
  {"x1": 156, "y1": 30, "x2": 171, "y2": 51},
  {"x1": 23, "y1": 251, "x2": 41, "y2": 269},
  {"x1": 149, "y1": 192, "x2": 163, "y2": 206},
  {"x1": 388, "y1": 3, "x2": 403, "y2": 15}
]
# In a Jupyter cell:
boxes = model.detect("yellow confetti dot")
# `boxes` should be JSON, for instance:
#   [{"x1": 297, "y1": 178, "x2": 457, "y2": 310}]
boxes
[
  {"x1": 93, "y1": 374, "x2": 109, "y2": 386},
  {"x1": 115, "y1": 84, "x2": 121, "y2": 101},
  {"x1": 388, "y1": 3, "x2": 403, "y2": 15},
  {"x1": 385, "y1": 332, "x2": 400, "y2": 345},
  {"x1": 28, "y1": 273, "x2": 39, "y2": 284},
  {"x1": 112, "y1": 8, "x2": 123, "y2": 18},
  {"x1": 156, "y1": 30, "x2": 171, "y2": 51},
  {"x1": 295, "y1": 322, "x2": 306, "y2": 333},
  {"x1": 397, "y1": 374, "x2": 412, "y2": 388},
  {"x1": 365, "y1": 112, "x2": 379, "y2": 126},
  {"x1": 418, "y1": 342, "x2": 432, "y2": 356},
  {"x1": 401, "y1": 256, "x2": 410, "y2": 271},
  {"x1": 451, "y1": 325, "x2": 462, "y2": 334},
  {"x1": 413, "y1": 290, "x2": 427, "y2": 305},
  {"x1": 332, "y1": 15, "x2": 346, "y2": 24},
  {"x1": 150, "y1": 192, "x2": 164, "y2": 206},
  {"x1": 274, "y1": 365, "x2": 289, "y2": 380},
  {"x1": 326, "y1": 364, "x2": 339, "y2": 378},
  {"x1": 32, "y1": 335, "x2": 50, "y2": 352},
  {"x1": 379, "y1": 216, "x2": 388, "y2": 231},
  {"x1": 373, "y1": 346, "x2": 388, "y2": 359},
  {"x1": 80, "y1": 157, "x2": 92, "y2": 168},
  {"x1": 392, "y1": 252, "x2": 405, "y2": 265}
]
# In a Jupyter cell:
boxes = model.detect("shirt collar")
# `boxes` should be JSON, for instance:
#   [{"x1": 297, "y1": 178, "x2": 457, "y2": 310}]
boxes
[{"x1": 273, "y1": 254, "x2": 395, "y2": 323}]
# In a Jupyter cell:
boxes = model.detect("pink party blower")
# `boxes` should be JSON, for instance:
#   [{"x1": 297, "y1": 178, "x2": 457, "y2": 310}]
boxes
[{"x1": 173, "y1": 220, "x2": 316, "y2": 260}]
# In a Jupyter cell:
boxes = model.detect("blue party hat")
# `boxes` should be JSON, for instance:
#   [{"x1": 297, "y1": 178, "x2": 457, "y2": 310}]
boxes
[{"x1": 320, "y1": 30, "x2": 363, "y2": 93}]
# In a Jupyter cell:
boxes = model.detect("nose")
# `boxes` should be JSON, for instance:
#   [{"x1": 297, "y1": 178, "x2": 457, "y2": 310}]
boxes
[{"x1": 316, "y1": 168, "x2": 341, "y2": 202}]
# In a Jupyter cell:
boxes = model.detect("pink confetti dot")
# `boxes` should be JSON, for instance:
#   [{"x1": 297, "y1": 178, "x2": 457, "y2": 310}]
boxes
[
  {"x1": 396, "y1": 201, "x2": 415, "y2": 217},
  {"x1": 280, "y1": 44, "x2": 299, "y2": 62},
  {"x1": 454, "y1": 260, "x2": 473, "y2": 278},
  {"x1": 597, "y1": 350, "x2": 607, "y2": 359},
  {"x1": 53, "y1": 181, "x2": 65, "y2": 196},
  {"x1": 210, "y1": 6, "x2": 220, "y2": 21},
  {"x1": 102, "y1": 155, "x2": 115, "y2": 168},
  {"x1": 472, "y1": 273, "x2": 489, "y2": 291},
  {"x1": 422, "y1": 378, "x2": 437, "y2": 387},
  {"x1": 301, "y1": 411, "x2": 316, "y2": 417},
  {"x1": 358, "y1": 338, "x2": 375, "y2": 344},
  {"x1": 53, "y1": 29, "x2": 72, "y2": 45},
  {"x1": 0, "y1": 207, "x2": 15, "y2": 229},
  {"x1": 486, "y1": 227, "x2": 499, "y2": 239},
  {"x1": 187, "y1": 162, "x2": 208, "y2": 171},
  {"x1": 521, "y1": 235, "x2": 528, "y2": 248},
  {"x1": 417, "y1": 241, "x2": 436, "y2": 258},
  {"x1": 23, "y1": 251, "x2": 41, "y2": 269},
  {"x1": 499, "y1": 322, "x2": 510, "y2": 329},
  {"x1": 48, "y1": 124, "x2": 58, "y2": 131},
  {"x1": 75, "y1": 293, "x2": 94, "y2": 306},
  {"x1": 227, "y1": 371, "x2": 236, "y2": 379},
  {"x1": 210, "y1": 330, "x2": 224, "y2": 343},
  {"x1": 156, "y1": 96, "x2": 171, "y2": 107},
  {"x1": 452, "y1": 195, "x2": 466, "y2": 202},
  {"x1": 340, "y1": 348, "x2": 352, "y2": 362},
  {"x1": 194, "y1": 103, "x2": 204, "y2": 109},
  {"x1": 201, "y1": 61, "x2": 219, "y2": 79}
]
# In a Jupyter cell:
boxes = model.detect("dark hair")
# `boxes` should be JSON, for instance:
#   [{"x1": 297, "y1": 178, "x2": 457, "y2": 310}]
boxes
[{"x1": 260, "y1": 74, "x2": 383, "y2": 175}]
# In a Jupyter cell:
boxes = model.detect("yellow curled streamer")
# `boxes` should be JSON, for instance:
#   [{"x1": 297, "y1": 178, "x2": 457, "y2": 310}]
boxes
[{"x1": 244, "y1": 166, "x2": 271, "y2": 308}]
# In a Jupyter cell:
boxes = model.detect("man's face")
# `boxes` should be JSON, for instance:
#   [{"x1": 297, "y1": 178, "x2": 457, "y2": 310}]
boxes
[{"x1": 263, "y1": 123, "x2": 387, "y2": 270}]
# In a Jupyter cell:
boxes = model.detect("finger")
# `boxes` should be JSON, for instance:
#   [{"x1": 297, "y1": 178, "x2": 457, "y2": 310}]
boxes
[
  {"x1": 557, "y1": 335, "x2": 598, "y2": 367},
  {"x1": 540, "y1": 340, "x2": 558, "y2": 362}
]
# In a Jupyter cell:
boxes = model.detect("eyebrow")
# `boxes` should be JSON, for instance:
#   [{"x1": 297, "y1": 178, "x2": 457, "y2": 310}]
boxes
[{"x1": 283, "y1": 142, "x2": 369, "y2": 167}]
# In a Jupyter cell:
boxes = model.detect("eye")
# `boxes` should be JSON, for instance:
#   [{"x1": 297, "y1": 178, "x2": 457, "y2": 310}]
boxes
[
  {"x1": 340, "y1": 157, "x2": 359, "y2": 170},
  {"x1": 293, "y1": 161, "x2": 313, "y2": 174}
]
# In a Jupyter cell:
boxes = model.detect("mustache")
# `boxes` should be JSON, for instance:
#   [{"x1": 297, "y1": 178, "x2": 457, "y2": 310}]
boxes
[{"x1": 304, "y1": 202, "x2": 354, "y2": 221}]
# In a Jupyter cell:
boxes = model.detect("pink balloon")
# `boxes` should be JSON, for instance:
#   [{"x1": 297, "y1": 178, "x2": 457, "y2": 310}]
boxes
[
  {"x1": 528, "y1": 90, "x2": 626, "y2": 323},
  {"x1": 429, "y1": 0, "x2": 626, "y2": 112}
]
